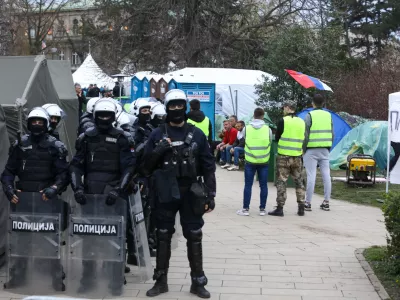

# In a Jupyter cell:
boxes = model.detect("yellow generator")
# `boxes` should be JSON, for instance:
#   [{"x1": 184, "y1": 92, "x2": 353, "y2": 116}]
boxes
[{"x1": 346, "y1": 154, "x2": 376, "y2": 185}]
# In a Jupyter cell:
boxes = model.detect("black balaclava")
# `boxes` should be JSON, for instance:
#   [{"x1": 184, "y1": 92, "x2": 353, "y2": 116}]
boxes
[
  {"x1": 28, "y1": 118, "x2": 47, "y2": 137},
  {"x1": 50, "y1": 116, "x2": 61, "y2": 130},
  {"x1": 95, "y1": 111, "x2": 115, "y2": 131},
  {"x1": 167, "y1": 100, "x2": 186, "y2": 124},
  {"x1": 138, "y1": 106, "x2": 151, "y2": 125},
  {"x1": 150, "y1": 115, "x2": 166, "y2": 128}
]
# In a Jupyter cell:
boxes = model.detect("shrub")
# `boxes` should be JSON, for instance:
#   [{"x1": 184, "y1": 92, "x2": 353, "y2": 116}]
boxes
[{"x1": 382, "y1": 192, "x2": 400, "y2": 274}]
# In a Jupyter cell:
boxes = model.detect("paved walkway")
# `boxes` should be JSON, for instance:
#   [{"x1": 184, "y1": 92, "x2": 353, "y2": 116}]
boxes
[{"x1": 0, "y1": 168, "x2": 387, "y2": 299}]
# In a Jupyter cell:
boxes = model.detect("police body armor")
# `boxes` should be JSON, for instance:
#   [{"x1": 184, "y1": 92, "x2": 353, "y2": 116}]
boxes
[
  {"x1": 67, "y1": 194, "x2": 127, "y2": 297},
  {"x1": 157, "y1": 124, "x2": 198, "y2": 199},
  {"x1": 82, "y1": 127, "x2": 123, "y2": 194},
  {"x1": 15, "y1": 134, "x2": 63, "y2": 192},
  {"x1": 5, "y1": 192, "x2": 64, "y2": 294}
]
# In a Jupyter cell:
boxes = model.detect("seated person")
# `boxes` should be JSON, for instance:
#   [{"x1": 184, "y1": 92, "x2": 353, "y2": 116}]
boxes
[
  {"x1": 216, "y1": 119, "x2": 238, "y2": 168},
  {"x1": 226, "y1": 121, "x2": 245, "y2": 171}
]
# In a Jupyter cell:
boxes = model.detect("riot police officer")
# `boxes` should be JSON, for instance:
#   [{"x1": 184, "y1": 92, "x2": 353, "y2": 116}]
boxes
[
  {"x1": 1, "y1": 107, "x2": 69, "y2": 291},
  {"x1": 150, "y1": 102, "x2": 167, "y2": 128},
  {"x1": 42, "y1": 103, "x2": 64, "y2": 140},
  {"x1": 131, "y1": 99, "x2": 153, "y2": 145},
  {"x1": 143, "y1": 89, "x2": 216, "y2": 299},
  {"x1": 77, "y1": 97, "x2": 100, "y2": 135},
  {"x1": 69, "y1": 98, "x2": 136, "y2": 295}
]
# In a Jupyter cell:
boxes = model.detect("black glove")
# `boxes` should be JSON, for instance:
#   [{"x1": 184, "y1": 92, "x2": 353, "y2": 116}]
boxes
[
  {"x1": 74, "y1": 189, "x2": 87, "y2": 205},
  {"x1": 42, "y1": 186, "x2": 58, "y2": 199},
  {"x1": 206, "y1": 197, "x2": 215, "y2": 211},
  {"x1": 154, "y1": 139, "x2": 171, "y2": 156},
  {"x1": 106, "y1": 188, "x2": 120, "y2": 206},
  {"x1": 3, "y1": 184, "x2": 16, "y2": 202}
]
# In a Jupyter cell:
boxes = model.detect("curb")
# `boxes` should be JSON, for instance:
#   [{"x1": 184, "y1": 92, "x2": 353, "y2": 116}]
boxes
[{"x1": 355, "y1": 248, "x2": 391, "y2": 300}]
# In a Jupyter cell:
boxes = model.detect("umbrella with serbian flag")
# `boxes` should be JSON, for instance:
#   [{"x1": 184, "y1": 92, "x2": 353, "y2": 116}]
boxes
[{"x1": 285, "y1": 69, "x2": 333, "y2": 92}]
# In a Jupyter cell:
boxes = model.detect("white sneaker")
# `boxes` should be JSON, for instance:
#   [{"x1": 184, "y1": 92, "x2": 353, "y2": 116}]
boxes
[
  {"x1": 259, "y1": 209, "x2": 266, "y2": 216},
  {"x1": 236, "y1": 209, "x2": 249, "y2": 216},
  {"x1": 227, "y1": 165, "x2": 239, "y2": 171},
  {"x1": 221, "y1": 163, "x2": 231, "y2": 169}
]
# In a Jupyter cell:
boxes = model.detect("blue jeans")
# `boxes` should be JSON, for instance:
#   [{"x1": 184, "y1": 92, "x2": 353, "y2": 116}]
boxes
[
  {"x1": 226, "y1": 147, "x2": 244, "y2": 166},
  {"x1": 220, "y1": 146, "x2": 231, "y2": 164},
  {"x1": 243, "y1": 163, "x2": 269, "y2": 209}
]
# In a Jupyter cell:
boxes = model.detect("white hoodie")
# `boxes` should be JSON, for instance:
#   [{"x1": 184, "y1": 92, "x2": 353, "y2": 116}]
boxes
[{"x1": 244, "y1": 119, "x2": 272, "y2": 142}]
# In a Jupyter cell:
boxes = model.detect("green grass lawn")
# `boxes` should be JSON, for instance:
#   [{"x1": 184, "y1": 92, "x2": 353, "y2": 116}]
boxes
[
  {"x1": 364, "y1": 246, "x2": 400, "y2": 300},
  {"x1": 313, "y1": 170, "x2": 400, "y2": 207}
]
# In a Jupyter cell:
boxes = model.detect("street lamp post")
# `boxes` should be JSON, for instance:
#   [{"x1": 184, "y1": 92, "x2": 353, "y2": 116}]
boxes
[{"x1": 111, "y1": 73, "x2": 129, "y2": 102}]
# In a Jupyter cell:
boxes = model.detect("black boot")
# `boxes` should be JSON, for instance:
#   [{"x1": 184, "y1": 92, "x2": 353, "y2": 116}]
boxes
[
  {"x1": 268, "y1": 205, "x2": 284, "y2": 217},
  {"x1": 125, "y1": 265, "x2": 130, "y2": 273},
  {"x1": 77, "y1": 260, "x2": 96, "y2": 293},
  {"x1": 146, "y1": 229, "x2": 173, "y2": 297},
  {"x1": 297, "y1": 204, "x2": 305, "y2": 216},
  {"x1": 52, "y1": 261, "x2": 65, "y2": 291},
  {"x1": 185, "y1": 229, "x2": 211, "y2": 299},
  {"x1": 4, "y1": 259, "x2": 27, "y2": 289}
]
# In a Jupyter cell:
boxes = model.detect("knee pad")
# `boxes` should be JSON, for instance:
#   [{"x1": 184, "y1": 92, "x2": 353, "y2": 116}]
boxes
[
  {"x1": 183, "y1": 228, "x2": 202, "y2": 241},
  {"x1": 157, "y1": 228, "x2": 174, "y2": 241}
]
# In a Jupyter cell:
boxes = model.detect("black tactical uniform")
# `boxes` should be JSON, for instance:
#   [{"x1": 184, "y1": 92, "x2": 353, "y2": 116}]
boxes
[
  {"x1": 78, "y1": 112, "x2": 95, "y2": 135},
  {"x1": 1, "y1": 120, "x2": 69, "y2": 291},
  {"x1": 69, "y1": 106, "x2": 136, "y2": 295},
  {"x1": 142, "y1": 92, "x2": 216, "y2": 299}
]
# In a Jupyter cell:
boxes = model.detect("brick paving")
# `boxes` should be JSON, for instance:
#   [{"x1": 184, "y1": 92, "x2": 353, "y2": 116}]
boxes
[{"x1": 0, "y1": 168, "x2": 387, "y2": 299}]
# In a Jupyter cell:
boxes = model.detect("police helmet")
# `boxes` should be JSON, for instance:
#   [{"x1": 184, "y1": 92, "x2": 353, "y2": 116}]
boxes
[
  {"x1": 42, "y1": 103, "x2": 63, "y2": 118},
  {"x1": 93, "y1": 98, "x2": 117, "y2": 119},
  {"x1": 164, "y1": 89, "x2": 187, "y2": 110},
  {"x1": 150, "y1": 102, "x2": 166, "y2": 120},
  {"x1": 27, "y1": 107, "x2": 51, "y2": 134},
  {"x1": 130, "y1": 98, "x2": 151, "y2": 116},
  {"x1": 86, "y1": 97, "x2": 101, "y2": 114}
]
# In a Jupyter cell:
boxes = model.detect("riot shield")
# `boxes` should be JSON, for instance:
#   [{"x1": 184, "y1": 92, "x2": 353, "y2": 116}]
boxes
[
  {"x1": 5, "y1": 192, "x2": 64, "y2": 294},
  {"x1": 67, "y1": 194, "x2": 126, "y2": 297},
  {"x1": 127, "y1": 187, "x2": 153, "y2": 282}
]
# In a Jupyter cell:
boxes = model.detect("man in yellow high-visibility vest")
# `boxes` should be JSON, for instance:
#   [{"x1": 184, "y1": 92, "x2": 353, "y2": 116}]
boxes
[
  {"x1": 236, "y1": 108, "x2": 272, "y2": 216},
  {"x1": 268, "y1": 100, "x2": 306, "y2": 217},
  {"x1": 187, "y1": 99, "x2": 213, "y2": 145},
  {"x1": 303, "y1": 94, "x2": 333, "y2": 212}
]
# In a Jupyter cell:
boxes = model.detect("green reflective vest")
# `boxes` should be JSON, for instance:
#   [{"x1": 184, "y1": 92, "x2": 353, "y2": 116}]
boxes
[
  {"x1": 244, "y1": 125, "x2": 270, "y2": 164},
  {"x1": 187, "y1": 116, "x2": 210, "y2": 137},
  {"x1": 307, "y1": 110, "x2": 333, "y2": 148},
  {"x1": 278, "y1": 116, "x2": 305, "y2": 156}
]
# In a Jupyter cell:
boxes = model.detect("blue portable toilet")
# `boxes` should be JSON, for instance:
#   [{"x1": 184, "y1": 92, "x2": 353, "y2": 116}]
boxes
[
  {"x1": 175, "y1": 81, "x2": 216, "y2": 140},
  {"x1": 142, "y1": 77, "x2": 150, "y2": 97},
  {"x1": 168, "y1": 78, "x2": 177, "y2": 90},
  {"x1": 131, "y1": 76, "x2": 142, "y2": 101}
]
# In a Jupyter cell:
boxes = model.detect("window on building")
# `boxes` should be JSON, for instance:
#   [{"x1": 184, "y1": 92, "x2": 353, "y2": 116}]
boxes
[
  {"x1": 72, "y1": 52, "x2": 79, "y2": 65},
  {"x1": 57, "y1": 20, "x2": 65, "y2": 37},
  {"x1": 59, "y1": 50, "x2": 65, "y2": 60},
  {"x1": 72, "y1": 19, "x2": 79, "y2": 35}
]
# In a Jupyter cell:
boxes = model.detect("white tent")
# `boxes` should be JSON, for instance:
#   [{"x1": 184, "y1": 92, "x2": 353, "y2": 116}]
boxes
[
  {"x1": 72, "y1": 54, "x2": 115, "y2": 89},
  {"x1": 165, "y1": 68, "x2": 274, "y2": 119}
]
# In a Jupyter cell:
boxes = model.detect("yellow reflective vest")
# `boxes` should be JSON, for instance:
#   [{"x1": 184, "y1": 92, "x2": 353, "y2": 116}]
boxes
[
  {"x1": 245, "y1": 125, "x2": 270, "y2": 164},
  {"x1": 187, "y1": 117, "x2": 210, "y2": 137},
  {"x1": 278, "y1": 116, "x2": 305, "y2": 156},
  {"x1": 307, "y1": 110, "x2": 333, "y2": 148}
]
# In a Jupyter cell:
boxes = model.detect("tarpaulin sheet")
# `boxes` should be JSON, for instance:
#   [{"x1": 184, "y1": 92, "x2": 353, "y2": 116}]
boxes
[{"x1": 329, "y1": 121, "x2": 392, "y2": 170}]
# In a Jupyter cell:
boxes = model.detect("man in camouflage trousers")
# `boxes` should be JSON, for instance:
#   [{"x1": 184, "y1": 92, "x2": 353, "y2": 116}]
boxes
[{"x1": 269, "y1": 101, "x2": 306, "y2": 217}]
